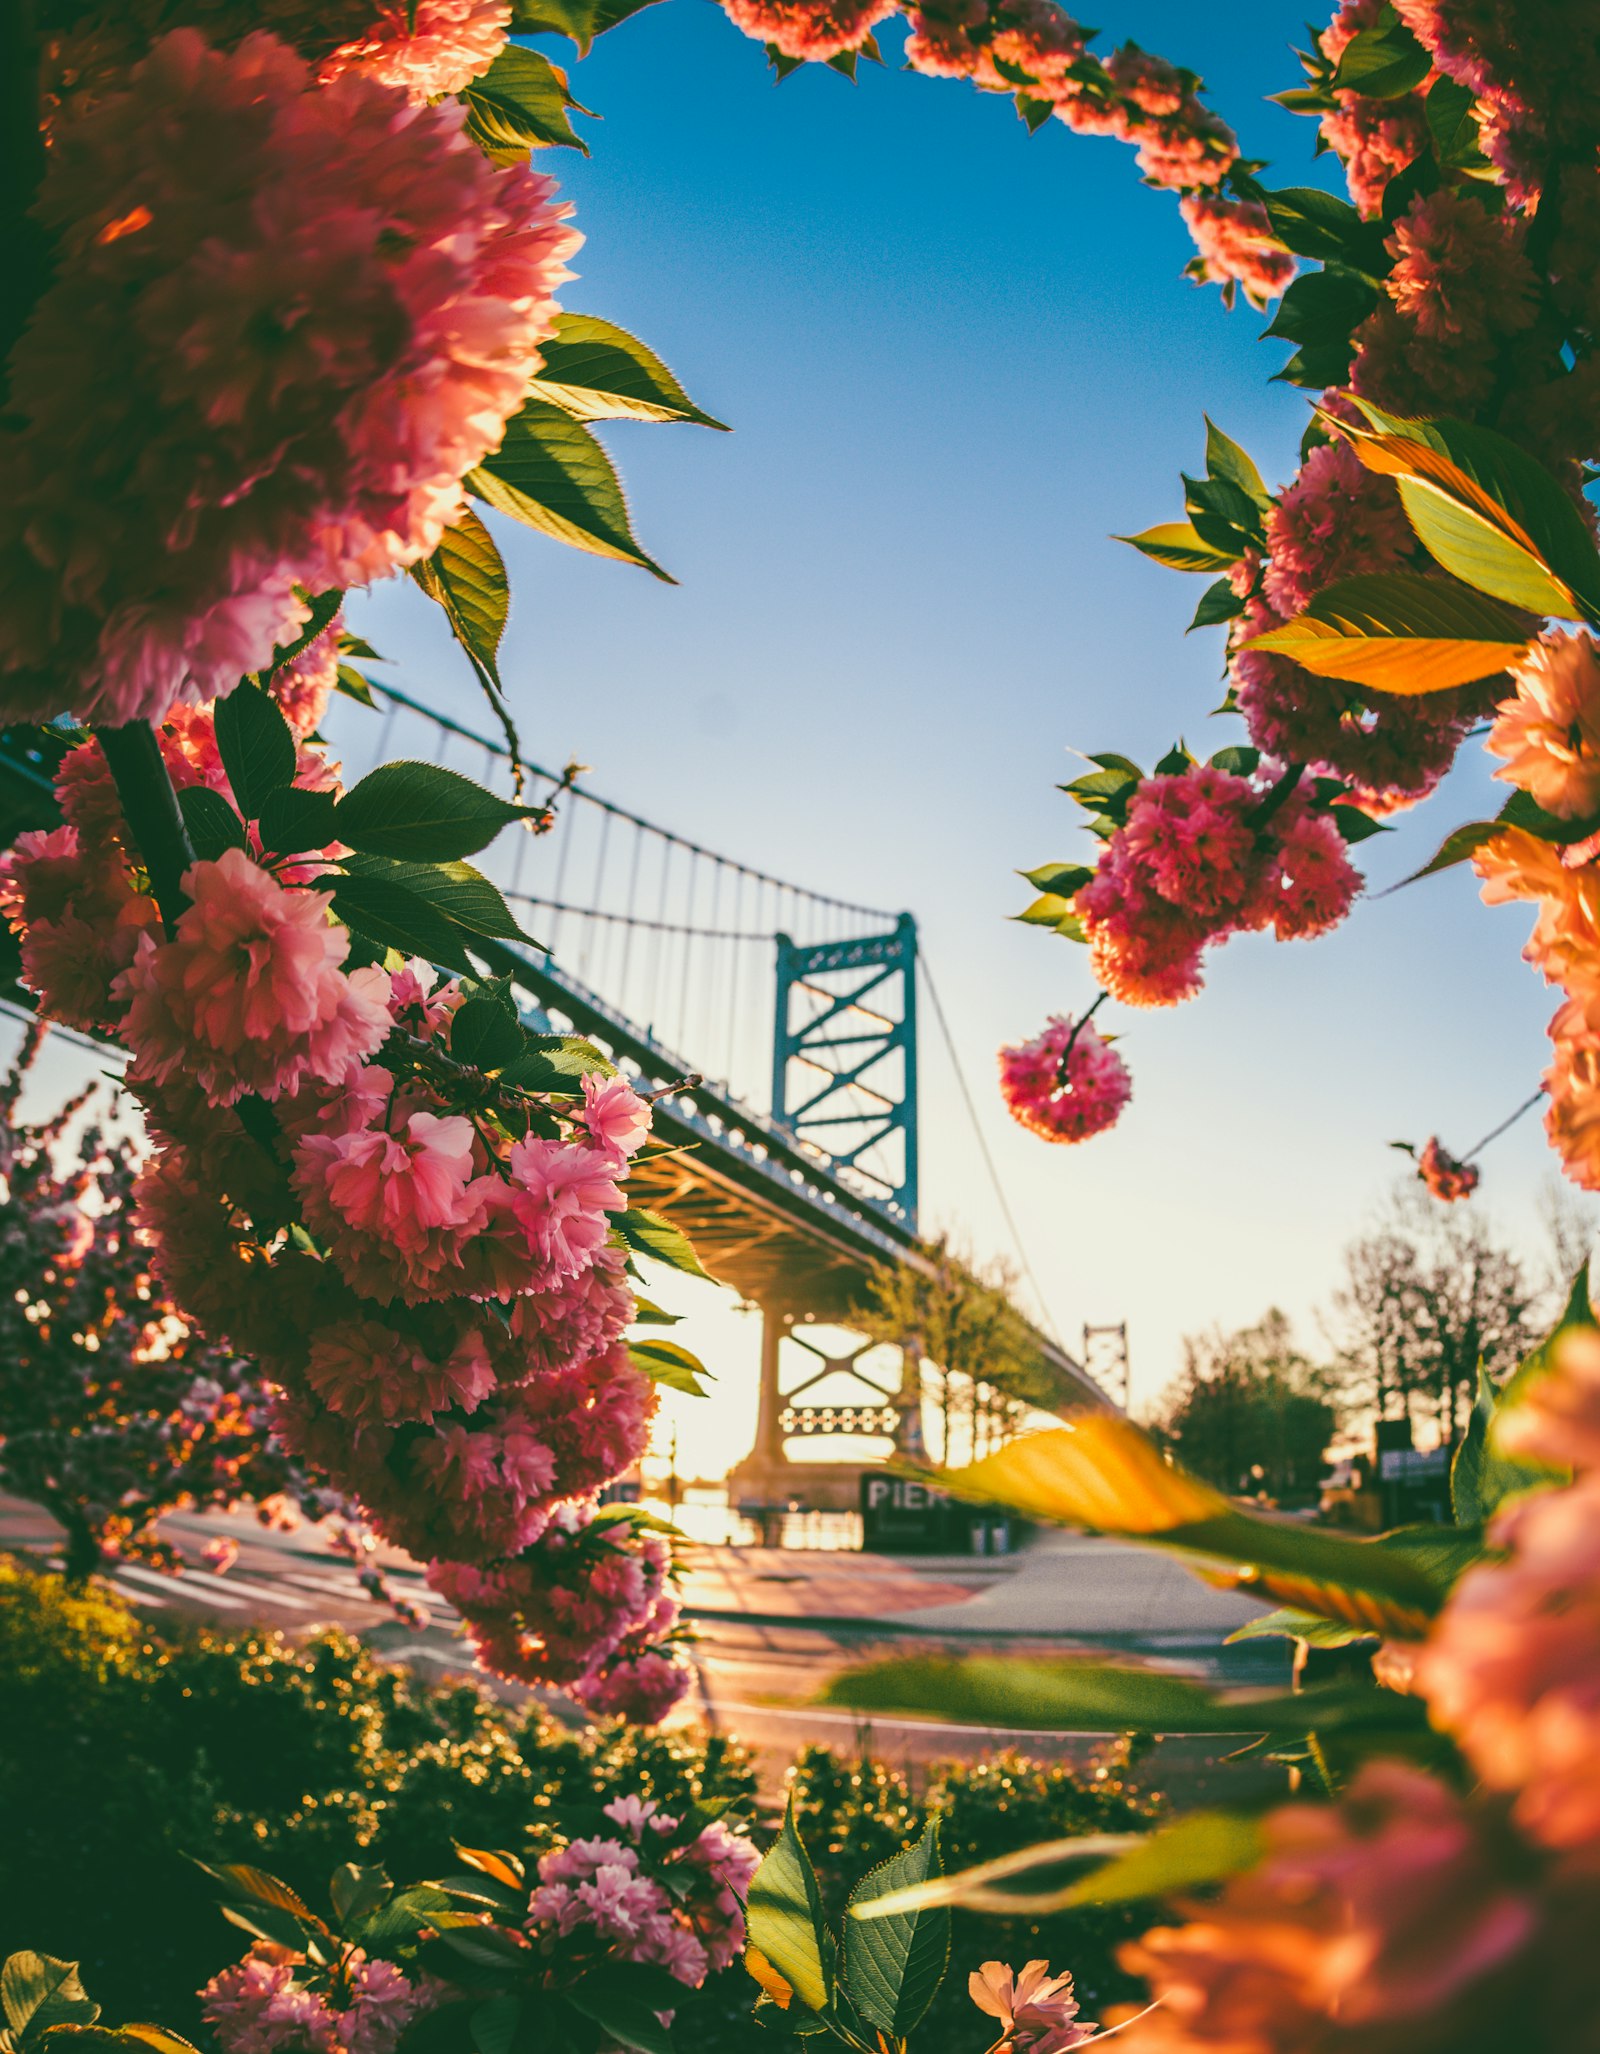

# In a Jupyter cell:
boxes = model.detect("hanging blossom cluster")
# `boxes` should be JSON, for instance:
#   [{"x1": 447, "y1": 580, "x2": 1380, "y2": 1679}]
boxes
[
  {"x1": 527, "y1": 1793, "x2": 762, "y2": 1990},
  {"x1": 0, "y1": 1022, "x2": 339, "y2": 1580},
  {"x1": 1103, "y1": 1325, "x2": 1600, "y2": 2050},
  {"x1": 1416, "y1": 1136, "x2": 1481, "y2": 1202},
  {"x1": 0, "y1": 19, "x2": 577, "y2": 730},
  {"x1": 0, "y1": 703, "x2": 691, "y2": 1722},
  {"x1": 1475, "y1": 634, "x2": 1600, "y2": 1190},
  {"x1": 709, "y1": 0, "x2": 1293, "y2": 306},
  {"x1": 998, "y1": 1015, "x2": 1130, "y2": 1145},
  {"x1": 1316, "y1": 0, "x2": 1437, "y2": 219},
  {"x1": 1069, "y1": 761, "x2": 1360, "y2": 1011}
]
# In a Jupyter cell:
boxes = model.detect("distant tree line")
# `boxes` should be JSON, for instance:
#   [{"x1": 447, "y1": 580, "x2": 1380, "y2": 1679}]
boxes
[{"x1": 1146, "y1": 1187, "x2": 1594, "y2": 1504}]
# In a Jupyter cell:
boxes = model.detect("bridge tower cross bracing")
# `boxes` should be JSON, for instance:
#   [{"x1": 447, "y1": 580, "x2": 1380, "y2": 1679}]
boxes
[{"x1": 770, "y1": 912, "x2": 919, "y2": 1232}]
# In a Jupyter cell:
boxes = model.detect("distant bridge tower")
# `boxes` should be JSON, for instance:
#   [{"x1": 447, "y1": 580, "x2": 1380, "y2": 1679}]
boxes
[
  {"x1": 729, "y1": 916, "x2": 922, "y2": 1513},
  {"x1": 770, "y1": 913, "x2": 919, "y2": 1229}
]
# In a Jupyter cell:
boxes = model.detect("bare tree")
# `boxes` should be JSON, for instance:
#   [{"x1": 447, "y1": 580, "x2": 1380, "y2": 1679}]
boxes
[{"x1": 1328, "y1": 1191, "x2": 1533, "y2": 1445}]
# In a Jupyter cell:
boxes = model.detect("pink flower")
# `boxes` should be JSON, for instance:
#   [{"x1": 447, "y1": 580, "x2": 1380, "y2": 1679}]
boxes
[
  {"x1": 581, "y1": 1072, "x2": 652, "y2": 1162},
  {"x1": 306, "y1": 1317, "x2": 495, "y2": 1427},
  {"x1": 507, "y1": 1137, "x2": 626, "y2": 1282},
  {"x1": 335, "y1": 1956, "x2": 423, "y2": 2054},
  {"x1": 116, "y1": 849, "x2": 391, "y2": 1105},
  {"x1": 1178, "y1": 197, "x2": 1295, "y2": 307},
  {"x1": 0, "y1": 824, "x2": 159, "y2": 1033},
  {"x1": 1255, "y1": 801, "x2": 1361, "y2": 942},
  {"x1": 1417, "y1": 1473, "x2": 1600, "y2": 1860},
  {"x1": 1417, "y1": 1136, "x2": 1481, "y2": 1202},
  {"x1": 500, "y1": 1343, "x2": 657, "y2": 1498},
  {"x1": 0, "y1": 28, "x2": 579, "y2": 726},
  {"x1": 268, "y1": 611, "x2": 341, "y2": 740},
  {"x1": 201, "y1": 1948, "x2": 341, "y2": 2054},
  {"x1": 970, "y1": 1961, "x2": 1095, "y2": 2053},
  {"x1": 1351, "y1": 188, "x2": 1539, "y2": 420},
  {"x1": 1318, "y1": 0, "x2": 1432, "y2": 218},
  {"x1": 1262, "y1": 440, "x2": 1415, "y2": 620},
  {"x1": 1487, "y1": 632, "x2": 1600, "y2": 820},
  {"x1": 718, "y1": 0, "x2": 898, "y2": 61},
  {"x1": 1114, "y1": 1765, "x2": 1539, "y2": 2050},
  {"x1": 322, "y1": 0, "x2": 511, "y2": 98},
  {"x1": 998, "y1": 1016, "x2": 1132, "y2": 1144},
  {"x1": 575, "y1": 1648, "x2": 693, "y2": 1727}
]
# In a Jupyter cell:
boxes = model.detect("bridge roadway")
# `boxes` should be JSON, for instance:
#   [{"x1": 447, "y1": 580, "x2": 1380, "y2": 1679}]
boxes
[{"x1": 0, "y1": 723, "x2": 1107, "y2": 1412}]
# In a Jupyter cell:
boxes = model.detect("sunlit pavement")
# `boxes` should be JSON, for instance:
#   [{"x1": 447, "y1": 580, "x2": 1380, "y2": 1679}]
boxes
[{"x1": 1, "y1": 1493, "x2": 1291, "y2": 1800}]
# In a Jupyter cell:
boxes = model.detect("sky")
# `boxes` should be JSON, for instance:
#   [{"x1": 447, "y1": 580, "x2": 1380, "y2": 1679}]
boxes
[{"x1": 19, "y1": 1, "x2": 1584, "y2": 1486}]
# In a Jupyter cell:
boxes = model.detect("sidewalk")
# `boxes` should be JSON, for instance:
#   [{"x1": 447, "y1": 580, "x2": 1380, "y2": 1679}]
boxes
[{"x1": 675, "y1": 1543, "x2": 993, "y2": 1621}]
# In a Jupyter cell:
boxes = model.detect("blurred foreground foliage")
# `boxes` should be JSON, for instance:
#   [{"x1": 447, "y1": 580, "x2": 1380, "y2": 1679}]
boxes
[{"x1": 0, "y1": 1558, "x2": 1157, "y2": 2045}]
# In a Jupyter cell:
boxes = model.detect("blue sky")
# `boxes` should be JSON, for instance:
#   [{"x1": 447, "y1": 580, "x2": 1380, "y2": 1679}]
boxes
[{"x1": 330, "y1": 1, "x2": 1583, "y2": 1469}]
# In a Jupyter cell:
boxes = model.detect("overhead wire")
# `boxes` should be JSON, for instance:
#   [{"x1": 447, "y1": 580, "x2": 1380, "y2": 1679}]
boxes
[{"x1": 917, "y1": 957, "x2": 1071, "y2": 1357}]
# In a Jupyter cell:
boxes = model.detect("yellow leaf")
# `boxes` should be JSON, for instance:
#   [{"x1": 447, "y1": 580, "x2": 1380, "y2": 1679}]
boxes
[{"x1": 945, "y1": 1417, "x2": 1230, "y2": 1533}]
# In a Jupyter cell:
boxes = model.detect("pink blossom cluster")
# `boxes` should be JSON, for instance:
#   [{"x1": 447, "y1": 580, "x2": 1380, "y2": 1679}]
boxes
[
  {"x1": 320, "y1": 0, "x2": 512, "y2": 97},
  {"x1": 202, "y1": 1944, "x2": 427, "y2": 2054},
  {"x1": 0, "y1": 23, "x2": 578, "y2": 728},
  {"x1": 1416, "y1": 1136, "x2": 1480, "y2": 1202},
  {"x1": 892, "y1": 3, "x2": 1290, "y2": 303},
  {"x1": 1417, "y1": 1327, "x2": 1600, "y2": 1862},
  {"x1": 1391, "y1": 0, "x2": 1600, "y2": 207},
  {"x1": 719, "y1": 0, "x2": 898, "y2": 61},
  {"x1": 1231, "y1": 439, "x2": 1486, "y2": 815},
  {"x1": 526, "y1": 1794, "x2": 760, "y2": 1988},
  {"x1": 2, "y1": 699, "x2": 688, "y2": 1720},
  {"x1": 428, "y1": 1502, "x2": 689, "y2": 1719},
  {"x1": 998, "y1": 1015, "x2": 1131, "y2": 1144},
  {"x1": 1473, "y1": 670, "x2": 1600, "y2": 1187},
  {"x1": 1318, "y1": 0, "x2": 1435, "y2": 217},
  {"x1": 1070, "y1": 763, "x2": 1360, "y2": 1009}
]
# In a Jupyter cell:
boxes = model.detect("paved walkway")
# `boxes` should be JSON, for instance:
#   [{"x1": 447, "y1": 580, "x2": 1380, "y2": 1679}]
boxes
[{"x1": 882, "y1": 1528, "x2": 1267, "y2": 1638}]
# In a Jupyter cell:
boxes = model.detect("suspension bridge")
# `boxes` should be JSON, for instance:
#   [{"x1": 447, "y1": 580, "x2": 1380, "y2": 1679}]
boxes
[{"x1": 0, "y1": 687, "x2": 1118, "y2": 1510}]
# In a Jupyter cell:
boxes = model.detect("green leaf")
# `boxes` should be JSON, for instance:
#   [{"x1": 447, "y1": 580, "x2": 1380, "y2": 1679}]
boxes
[
  {"x1": 1226, "y1": 1607, "x2": 1378, "y2": 1648},
  {"x1": 1016, "y1": 891, "x2": 1079, "y2": 930},
  {"x1": 1183, "y1": 471, "x2": 1265, "y2": 554},
  {"x1": 746, "y1": 1799, "x2": 835, "y2": 2017},
  {"x1": 335, "y1": 665, "x2": 378, "y2": 710},
  {"x1": 1260, "y1": 186, "x2": 1389, "y2": 275},
  {"x1": 629, "y1": 1337, "x2": 714, "y2": 1396},
  {"x1": 1396, "y1": 477, "x2": 1582, "y2": 616},
  {"x1": 853, "y1": 1812, "x2": 1262, "y2": 1921},
  {"x1": 1330, "y1": 11, "x2": 1431, "y2": 96},
  {"x1": 1, "y1": 1958, "x2": 98, "y2": 2048},
  {"x1": 258, "y1": 589, "x2": 343, "y2": 679},
  {"x1": 1424, "y1": 76, "x2": 1491, "y2": 171},
  {"x1": 450, "y1": 993, "x2": 526, "y2": 1071},
  {"x1": 1204, "y1": 419, "x2": 1272, "y2": 513},
  {"x1": 842, "y1": 1823, "x2": 949, "y2": 2036},
  {"x1": 1189, "y1": 577, "x2": 1245, "y2": 631},
  {"x1": 336, "y1": 762, "x2": 527, "y2": 862},
  {"x1": 326, "y1": 874, "x2": 476, "y2": 975},
  {"x1": 213, "y1": 683, "x2": 297, "y2": 821},
  {"x1": 1263, "y1": 269, "x2": 1379, "y2": 367},
  {"x1": 177, "y1": 785, "x2": 246, "y2": 862},
  {"x1": 329, "y1": 1865, "x2": 391, "y2": 1927},
  {"x1": 468, "y1": 1997, "x2": 522, "y2": 2054},
  {"x1": 1451, "y1": 1361, "x2": 1569, "y2": 1525},
  {"x1": 822, "y1": 1654, "x2": 1426, "y2": 1740},
  {"x1": 1020, "y1": 862, "x2": 1093, "y2": 897},
  {"x1": 1114, "y1": 520, "x2": 1239, "y2": 573},
  {"x1": 1396, "y1": 816, "x2": 1503, "y2": 887},
  {"x1": 534, "y1": 314, "x2": 728, "y2": 429},
  {"x1": 932, "y1": 1418, "x2": 1454, "y2": 1636},
  {"x1": 630, "y1": 1296, "x2": 681, "y2": 1326},
  {"x1": 1242, "y1": 570, "x2": 1532, "y2": 693},
  {"x1": 194, "y1": 1864, "x2": 319, "y2": 1924},
  {"x1": 410, "y1": 512, "x2": 511, "y2": 696},
  {"x1": 1208, "y1": 745, "x2": 1260, "y2": 775},
  {"x1": 509, "y1": 0, "x2": 663, "y2": 53},
  {"x1": 338, "y1": 852, "x2": 541, "y2": 947},
  {"x1": 614, "y1": 1207, "x2": 712, "y2": 1281},
  {"x1": 1344, "y1": 405, "x2": 1600, "y2": 619},
  {"x1": 257, "y1": 786, "x2": 338, "y2": 857},
  {"x1": 498, "y1": 1035, "x2": 614, "y2": 1090},
  {"x1": 565, "y1": 1989, "x2": 672, "y2": 2054},
  {"x1": 464, "y1": 45, "x2": 590, "y2": 158},
  {"x1": 471, "y1": 399, "x2": 672, "y2": 580},
  {"x1": 1326, "y1": 803, "x2": 1390, "y2": 843}
]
